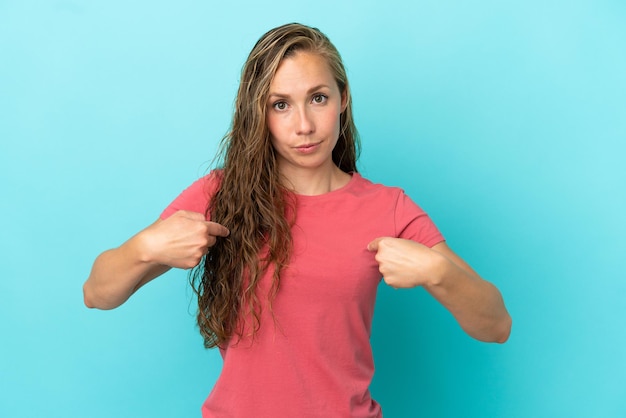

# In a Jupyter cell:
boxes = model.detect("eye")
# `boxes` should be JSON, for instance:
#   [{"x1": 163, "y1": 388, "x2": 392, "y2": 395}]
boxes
[
  {"x1": 312, "y1": 94, "x2": 327, "y2": 104},
  {"x1": 273, "y1": 101, "x2": 288, "y2": 111}
]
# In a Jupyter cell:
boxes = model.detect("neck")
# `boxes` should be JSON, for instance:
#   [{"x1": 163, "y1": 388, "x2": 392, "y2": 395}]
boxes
[{"x1": 280, "y1": 164, "x2": 351, "y2": 196}]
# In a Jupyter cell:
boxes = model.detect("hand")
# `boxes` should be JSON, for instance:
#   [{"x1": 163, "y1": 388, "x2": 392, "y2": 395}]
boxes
[
  {"x1": 367, "y1": 237, "x2": 442, "y2": 289},
  {"x1": 139, "y1": 210, "x2": 229, "y2": 269}
]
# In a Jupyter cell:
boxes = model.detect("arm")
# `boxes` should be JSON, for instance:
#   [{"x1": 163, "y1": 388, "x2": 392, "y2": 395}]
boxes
[
  {"x1": 83, "y1": 210, "x2": 229, "y2": 310},
  {"x1": 368, "y1": 238, "x2": 511, "y2": 343},
  {"x1": 426, "y1": 241, "x2": 511, "y2": 343}
]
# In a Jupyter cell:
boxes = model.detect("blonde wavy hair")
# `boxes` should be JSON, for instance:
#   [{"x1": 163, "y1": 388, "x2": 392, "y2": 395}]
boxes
[{"x1": 191, "y1": 23, "x2": 360, "y2": 348}]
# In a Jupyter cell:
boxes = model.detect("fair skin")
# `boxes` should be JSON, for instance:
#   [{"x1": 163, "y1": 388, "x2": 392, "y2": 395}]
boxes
[
  {"x1": 83, "y1": 211, "x2": 229, "y2": 309},
  {"x1": 266, "y1": 51, "x2": 350, "y2": 196},
  {"x1": 266, "y1": 51, "x2": 510, "y2": 342},
  {"x1": 368, "y1": 238, "x2": 511, "y2": 343},
  {"x1": 84, "y1": 50, "x2": 511, "y2": 343}
]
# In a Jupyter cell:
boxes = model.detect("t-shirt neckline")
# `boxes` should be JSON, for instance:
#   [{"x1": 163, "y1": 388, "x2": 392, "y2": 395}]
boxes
[{"x1": 293, "y1": 172, "x2": 360, "y2": 203}]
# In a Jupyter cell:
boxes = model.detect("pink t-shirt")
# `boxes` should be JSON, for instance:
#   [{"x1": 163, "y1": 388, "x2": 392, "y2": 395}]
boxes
[{"x1": 161, "y1": 172, "x2": 444, "y2": 418}]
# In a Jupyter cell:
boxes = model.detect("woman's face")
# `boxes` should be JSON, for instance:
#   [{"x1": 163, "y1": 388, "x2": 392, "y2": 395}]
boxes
[{"x1": 266, "y1": 51, "x2": 346, "y2": 178}]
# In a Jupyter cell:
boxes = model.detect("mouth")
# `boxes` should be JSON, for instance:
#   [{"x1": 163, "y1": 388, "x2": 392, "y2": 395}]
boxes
[{"x1": 294, "y1": 141, "x2": 322, "y2": 152}]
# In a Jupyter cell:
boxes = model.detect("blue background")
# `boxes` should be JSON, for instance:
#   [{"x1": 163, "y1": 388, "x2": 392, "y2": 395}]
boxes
[{"x1": 1, "y1": 1, "x2": 625, "y2": 417}]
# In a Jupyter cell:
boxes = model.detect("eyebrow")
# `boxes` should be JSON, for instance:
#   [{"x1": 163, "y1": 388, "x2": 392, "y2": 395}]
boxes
[{"x1": 267, "y1": 84, "x2": 331, "y2": 99}]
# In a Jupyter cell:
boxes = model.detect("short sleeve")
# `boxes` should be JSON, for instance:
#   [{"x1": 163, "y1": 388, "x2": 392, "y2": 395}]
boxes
[
  {"x1": 394, "y1": 191, "x2": 445, "y2": 248},
  {"x1": 159, "y1": 171, "x2": 221, "y2": 220}
]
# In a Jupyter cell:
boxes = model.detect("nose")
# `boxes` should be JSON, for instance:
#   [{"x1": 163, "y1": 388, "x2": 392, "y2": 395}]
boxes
[{"x1": 295, "y1": 106, "x2": 314, "y2": 135}]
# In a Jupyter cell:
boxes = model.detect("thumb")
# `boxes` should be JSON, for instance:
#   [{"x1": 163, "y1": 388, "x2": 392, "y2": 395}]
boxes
[
  {"x1": 207, "y1": 221, "x2": 230, "y2": 238},
  {"x1": 367, "y1": 237, "x2": 383, "y2": 252}
]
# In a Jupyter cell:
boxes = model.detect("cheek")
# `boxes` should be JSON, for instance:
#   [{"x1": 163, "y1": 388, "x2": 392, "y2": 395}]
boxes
[
  {"x1": 327, "y1": 110, "x2": 342, "y2": 133},
  {"x1": 267, "y1": 117, "x2": 284, "y2": 151},
  {"x1": 266, "y1": 113, "x2": 286, "y2": 138}
]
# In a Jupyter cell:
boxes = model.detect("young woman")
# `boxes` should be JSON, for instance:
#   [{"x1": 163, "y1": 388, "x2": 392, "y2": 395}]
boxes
[{"x1": 84, "y1": 23, "x2": 511, "y2": 418}]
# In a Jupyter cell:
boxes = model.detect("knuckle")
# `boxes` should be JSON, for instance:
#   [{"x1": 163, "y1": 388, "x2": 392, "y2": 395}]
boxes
[
  {"x1": 383, "y1": 277, "x2": 397, "y2": 288},
  {"x1": 185, "y1": 258, "x2": 199, "y2": 269}
]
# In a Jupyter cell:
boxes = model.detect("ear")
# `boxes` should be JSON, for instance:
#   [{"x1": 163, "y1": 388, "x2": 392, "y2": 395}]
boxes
[{"x1": 340, "y1": 87, "x2": 348, "y2": 113}]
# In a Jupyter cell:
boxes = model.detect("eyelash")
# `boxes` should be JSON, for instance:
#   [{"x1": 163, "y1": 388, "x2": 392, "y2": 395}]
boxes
[
  {"x1": 272, "y1": 94, "x2": 328, "y2": 111},
  {"x1": 312, "y1": 94, "x2": 328, "y2": 104},
  {"x1": 273, "y1": 101, "x2": 288, "y2": 111}
]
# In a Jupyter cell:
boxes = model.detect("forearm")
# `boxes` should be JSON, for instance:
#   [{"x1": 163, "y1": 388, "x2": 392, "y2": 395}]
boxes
[
  {"x1": 83, "y1": 234, "x2": 170, "y2": 310},
  {"x1": 426, "y1": 247, "x2": 511, "y2": 343}
]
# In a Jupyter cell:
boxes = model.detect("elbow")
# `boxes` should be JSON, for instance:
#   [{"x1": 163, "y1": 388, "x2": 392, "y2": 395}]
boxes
[
  {"x1": 471, "y1": 314, "x2": 512, "y2": 344},
  {"x1": 82, "y1": 282, "x2": 115, "y2": 310},
  {"x1": 83, "y1": 283, "x2": 97, "y2": 309},
  {"x1": 493, "y1": 314, "x2": 512, "y2": 344}
]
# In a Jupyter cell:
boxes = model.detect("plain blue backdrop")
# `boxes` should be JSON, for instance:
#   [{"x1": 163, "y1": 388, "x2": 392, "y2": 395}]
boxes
[{"x1": 1, "y1": 1, "x2": 625, "y2": 417}]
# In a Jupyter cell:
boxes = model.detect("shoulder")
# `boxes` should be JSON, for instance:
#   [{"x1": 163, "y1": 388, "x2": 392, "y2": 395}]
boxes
[
  {"x1": 174, "y1": 170, "x2": 223, "y2": 202},
  {"x1": 351, "y1": 172, "x2": 434, "y2": 222},
  {"x1": 160, "y1": 170, "x2": 223, "y2": 220},
  {"x1": 349, "y1": 173, "x2": 406, "y2": 201},
  {"x1": 348, "y1": 176, "x2": 444, "y2": 247},
  {"x1": 332, "y1": 173, "x2": 413, "y2": 218},
  {"x1": 197, "y1": 169, "x2": 223, "y2": 194}
]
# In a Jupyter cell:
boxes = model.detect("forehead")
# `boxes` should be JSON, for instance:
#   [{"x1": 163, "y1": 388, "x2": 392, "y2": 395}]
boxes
[{"x1": 269, "y1": 51, "x2": 337, "y2": 92}]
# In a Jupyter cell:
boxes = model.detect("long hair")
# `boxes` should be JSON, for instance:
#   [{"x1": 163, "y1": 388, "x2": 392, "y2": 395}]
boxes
[{"x1": 191, "y1": 23, "x2": 360, "y2": 348}]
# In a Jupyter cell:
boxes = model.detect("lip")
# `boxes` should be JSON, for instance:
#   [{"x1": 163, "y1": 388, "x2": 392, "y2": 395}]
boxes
[{"x1": 294, "y1": 141, "x2": 322, "y2": 154}]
